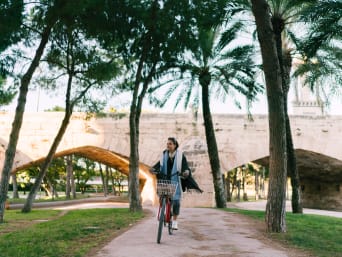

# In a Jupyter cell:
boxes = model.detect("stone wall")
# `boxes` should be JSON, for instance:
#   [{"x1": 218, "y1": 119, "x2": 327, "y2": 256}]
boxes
[
  {"x1": 1, "y1": 112, "x2": 342, "y2": 208},
  {"x1": 301, "y1": 179, "x2": 342, "y2": 211}
]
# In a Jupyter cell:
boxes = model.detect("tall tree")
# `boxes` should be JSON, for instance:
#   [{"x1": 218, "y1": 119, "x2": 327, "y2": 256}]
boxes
[
  {"x1": 267, "y1": 0, "x2": 318, "y2": 214},
  {"x1": 21, "y1": 8, "x2": 119, "y2": 212},
  {"x1": 93, "y1": 0, "x2": 228, "y2": 211},
  {"x1": 151, "y1": 20, "x2": 261, "y2": 207},
  {"x1": 0, "y1": 0, "x2": 63, "y2": 223},
  {"x1": 236, "y1": 0, "x2": 309, "y2": 213},
  {"x1": 251, "y1": 0, "x2": 288, "y2": 232}
]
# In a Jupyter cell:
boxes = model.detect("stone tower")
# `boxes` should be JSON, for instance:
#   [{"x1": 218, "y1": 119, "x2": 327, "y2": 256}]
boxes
[{"x1": 292, "y1": 73, "x2": 326, "y2": 116}]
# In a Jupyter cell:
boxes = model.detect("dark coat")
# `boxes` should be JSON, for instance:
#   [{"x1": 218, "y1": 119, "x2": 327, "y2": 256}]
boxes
[
  {"x1": 153, "y1": 150, "x2": 203, "y2": 193},
  {"x1": 181, "y1": 174, "x2": 203, "y2": 193}
]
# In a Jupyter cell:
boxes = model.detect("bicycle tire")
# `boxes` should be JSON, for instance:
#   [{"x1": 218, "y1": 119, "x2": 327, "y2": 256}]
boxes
[
  {"x1": 168, "y1": 201, "x2": 173, "y2": 235},
  {"x1": 157, "y1": 197, "x2": 166, "y2": 244}
]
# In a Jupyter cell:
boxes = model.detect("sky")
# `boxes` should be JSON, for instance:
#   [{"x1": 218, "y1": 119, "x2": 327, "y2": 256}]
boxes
[{"x1": 3, "y1": 85, "x2": 342, "y2": 115}]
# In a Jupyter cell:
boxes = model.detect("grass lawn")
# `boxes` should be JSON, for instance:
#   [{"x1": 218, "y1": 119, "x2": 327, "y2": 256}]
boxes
[
  {"x1": 225, "y1": 208, "x2": 342, "y2": 257},
  {"x1": 7, "y1": 193, "x2": 92, "y2": 204},
  {"x1": 0, "y1": 208, "x2": 144, "y2": 257}
]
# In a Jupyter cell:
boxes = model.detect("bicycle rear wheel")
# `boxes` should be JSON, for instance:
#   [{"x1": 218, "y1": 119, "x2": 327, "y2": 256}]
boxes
[{"x1": 157, "y1": 197, "x2": 166, "y2": 244}]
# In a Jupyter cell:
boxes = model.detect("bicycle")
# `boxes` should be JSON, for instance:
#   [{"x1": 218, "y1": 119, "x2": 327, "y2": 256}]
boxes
[{"x1": 155, "y1": 174, "x2": 178, "y2": 244}]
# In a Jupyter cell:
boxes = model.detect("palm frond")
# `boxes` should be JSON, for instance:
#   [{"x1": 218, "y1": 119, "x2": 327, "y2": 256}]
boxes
[{"x1": 216, "y1": 21, "x2": 244, "y2": 53}]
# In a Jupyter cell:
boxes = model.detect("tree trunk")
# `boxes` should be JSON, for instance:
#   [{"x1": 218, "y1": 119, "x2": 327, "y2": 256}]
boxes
[
  {"x1": 99, "y1": 163, "x2": 107, "y2": 197},
  {"x1": 65, "y1": 155, "x2": 72, "y2": 200},
  {"x1": 11, "y1": 174, "x2": 19, "y2": 199},
  {"x1": 128, "y1": 48, "x2": 155, "y2": 212},
  {"x1": 129, "y1": 101, "x2": 142, "y2": 211},
  {"x1": 226, "y1": 175, "x2": 231, "y2": 202},
  {"x1": 251, "y1": 0, "x2": 287, "y2": 232},
  {"x1": 237, "y1": 180, "x2": 241, "y2": 202},
  {"x1": 105, "y1": 165, "x2": 110, "y2": 195},
  {"x1": 0, "y1": 21, "x2": 55, "y2": 222},
  {"x1": 22, "y1": 110, "x2": 73, "y2": 213},
  {"x1": 231, "y1": 170, "x2": 237, "y2": 199},
  {"x1": 255, "y1": 170, "x2": 259, "y2": 201},
  {"x1": 200, "y1": 71, "x2": 226, "y2": 208},
  {"x1": 272, "y1": 14, "x2": 303, "y2": 214},
  {"x1": 110, "y1": 168, "x2": 116, "y2": 195},
  {"x1": 282, "y1": 50, "x2": 303, "y2": 213},
  {"x1": 261, "y1": 167, "x2": 265, "y2": 199},
  {"x1": 242, "y1": 170, "x2": 248, "y2": 201},
  {"x1": 71, "y1": 170, "x2": 76, "y2": 199},
  {"x1": 46, "y1": 178, "x2": 58, "y2": 199}
]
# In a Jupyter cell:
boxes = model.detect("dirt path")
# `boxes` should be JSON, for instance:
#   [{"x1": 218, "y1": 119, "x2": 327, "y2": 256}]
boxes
[{"x1": 95, "y1": 207, "x2": 311, "y2": 257}]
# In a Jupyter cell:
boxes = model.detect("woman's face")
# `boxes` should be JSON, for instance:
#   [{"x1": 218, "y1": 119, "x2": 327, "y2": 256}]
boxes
[{"x1": 167, "y1": 139, "x2": 176, "y2": 153}]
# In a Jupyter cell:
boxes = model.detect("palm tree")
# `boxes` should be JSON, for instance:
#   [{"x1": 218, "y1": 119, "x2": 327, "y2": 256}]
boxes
[
  {"x1": 234, "y1": 0, "x2": 318, "y2": 215},
  {"x1": 251, "y1": 0, "x2": 288, "y2": 232},
  {"x1": 299, "y1": 0, "x2": 341, "y2": 58},
  {"x1": 265, "y1": 0, "x2": 319, "y2": 214},
  {"x1": 294, "y1": 0, "x2": 342, "y2": 105},
  {"x1": 21, "y1": 14, "x2": 118, "y2": 213},
  {"x1": 152, "y1": 21, "x2": 261, "y2": 208}
]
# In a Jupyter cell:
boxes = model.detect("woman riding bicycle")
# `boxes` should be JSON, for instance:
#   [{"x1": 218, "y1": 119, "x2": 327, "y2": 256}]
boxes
[{"x1": 151, "y1": 137, "x2": 191, "y2": 230}]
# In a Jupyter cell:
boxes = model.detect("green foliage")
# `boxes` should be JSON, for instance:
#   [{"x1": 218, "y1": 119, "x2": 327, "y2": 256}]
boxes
[
  {"x1": 299, "y1": 0, "x2": 341, "y2": 57},
  {"x1": 295, "y1": 0, "x2": 342, "y2": 103},
  {"x1": 225, "y1": 208, "x2": 342, "y2": 257},
  {"x1": 73, "y1": 155, "x2": 97, "y2": 193},
  {"x1": 1, "y1": 208, "x2": 143, "y2": 257},
  {"x1": 0, "y1": 0, "x2": 23, "y2": 52},
  {"x1": 0, "y1": 77, "x2": 16, "y2": 106},
  {"x1": 149, "y1": 16, "x2": 262, "y2": 112},
  {"x1": 45, "y1": 105, "x2": 66, "y2": 112},
  {"x1": 34, "y1": 1, "x2": 121, "y2": 115}
]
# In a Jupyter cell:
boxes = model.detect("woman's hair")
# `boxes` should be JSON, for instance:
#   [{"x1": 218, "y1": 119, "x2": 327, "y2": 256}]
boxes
[{"x1": 168, "y1": 137, "x2": 179, "y2": 149}]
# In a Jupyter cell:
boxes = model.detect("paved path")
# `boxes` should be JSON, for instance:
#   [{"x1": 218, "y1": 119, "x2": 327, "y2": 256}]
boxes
[
  {"x1": 228, "y1": 200, "x2": 342, "y2": 218},
  {"x1": 94, "y1": 207, "x2": 303, "y2": 257},
  {"x1": 11, "y1": 198, "x2": 339, "y2": 256}
]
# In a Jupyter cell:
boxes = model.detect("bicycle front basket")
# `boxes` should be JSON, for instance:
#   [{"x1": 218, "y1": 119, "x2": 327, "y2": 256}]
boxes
[{"x1": 156, "y1": 180, "x2": 178, "y2": 197}]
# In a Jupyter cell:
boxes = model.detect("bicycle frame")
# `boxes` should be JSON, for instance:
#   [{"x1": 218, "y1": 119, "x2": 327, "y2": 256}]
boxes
[{"x1": 157, "y1": 196, "x2": 172, "y2": 223}]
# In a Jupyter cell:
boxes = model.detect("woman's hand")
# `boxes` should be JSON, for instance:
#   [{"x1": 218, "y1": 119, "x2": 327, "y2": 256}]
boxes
[{"x1": 182, "y1": 170, "x2": 190, "y2": 178}]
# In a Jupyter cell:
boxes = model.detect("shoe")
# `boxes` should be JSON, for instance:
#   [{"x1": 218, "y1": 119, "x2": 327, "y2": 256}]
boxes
[{"x1": 172, "y1": 220, "x2": 178, "y2": 230}]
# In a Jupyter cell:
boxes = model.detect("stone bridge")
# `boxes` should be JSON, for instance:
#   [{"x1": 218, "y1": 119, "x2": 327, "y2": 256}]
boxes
[{"x1": 1, "y1": 112, "x2": 341, "y2": 210}]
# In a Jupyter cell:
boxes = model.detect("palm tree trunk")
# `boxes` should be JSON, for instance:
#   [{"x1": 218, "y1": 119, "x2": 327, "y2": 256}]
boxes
[
  {"x1": 272, "y1": 15, "x2": 302, "y2": 214},
  {"x1": 282, "y1": 51, "x2": 303, "y2": 213},
  {"x1": 251, "y1": 0, "x2": 287, "y2": 232},
  {"x1": 200, "y1": 71, "x2": 226, "y2": 208},
  {"x1": 0, "y1": 21, "x2": 56, "y2": 222}
]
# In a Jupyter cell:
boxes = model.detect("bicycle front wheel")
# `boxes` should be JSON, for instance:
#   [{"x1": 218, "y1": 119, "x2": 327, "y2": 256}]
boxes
[
  {"x1": 157, "y1": 197, "x2": 166, "y2": 244},
  {"x1": 168, "y1": 201, "x2": 173, "y2": 235}
]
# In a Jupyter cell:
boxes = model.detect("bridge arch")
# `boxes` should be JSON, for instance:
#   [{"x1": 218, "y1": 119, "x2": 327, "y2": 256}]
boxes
[{"x1": 13, "y1": 145, "x2": 156, "y2": 205}]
